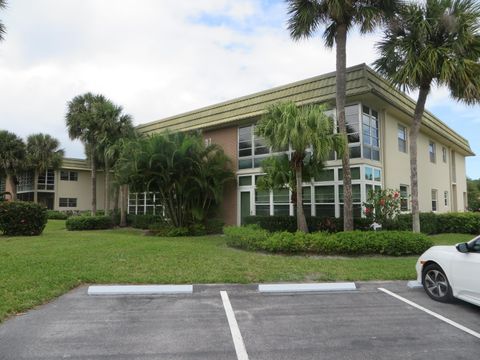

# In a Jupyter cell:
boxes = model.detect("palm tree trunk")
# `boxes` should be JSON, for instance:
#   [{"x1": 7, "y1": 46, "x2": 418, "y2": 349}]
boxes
[
  {"x1": 120, "y1": 184, "x2": 128, "y2": 227},
  {"x1": 6, "y1": 175, "x2": 16, "y2": 201},
  {"x1": 104, "y1": 158, "x2": 110, "y2": 216},
  {"x1": 411, "y1": 85, "x2": 430, "y2": 233},
  {"x1": 335, "y1": 23, "x2": 353, "y2": 231},
  {"x1": 113, "y1": 186, "x2": 119, "y2": 213},
  {"x1": 295, "y1": 165, "x2": 308, "y2": 233},
  {"x1": 91, "y1": 147, "x2": 97, "y2": 216}
]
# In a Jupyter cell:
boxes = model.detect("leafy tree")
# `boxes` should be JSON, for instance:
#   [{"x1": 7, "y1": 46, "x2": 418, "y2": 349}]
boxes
[
  {"x1": 0, "y1": 130, "x2": 26, "y2": 200},
  {"x1": 66, "y1": 93, "x2": 109, "y2": 215},
  {"x1": 255, "y1": 102, "x2": 345, "y2": 232},
  {"x1": 467, "y1": 178, "x2": 480, "y2": 212},
  {"x1": 0, "y1": 0, "x2": 6, "y2": 42},
  {"x1": 116, "y1": 131, "x2": 233, "y2": 227},
  {"x1": 26, "y1": 133, "x2": 64, "y2": 173},
  {"x1": 374, "y1": 0, "x2": 480, "y2": 231},
  {"x1": 286, "y1": 0, "x2": 400, "y2": 231}
]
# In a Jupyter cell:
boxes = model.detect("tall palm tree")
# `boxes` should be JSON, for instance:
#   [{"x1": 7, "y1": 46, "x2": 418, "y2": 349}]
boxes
[
  {"x1": 374, "y1": 0, "x2": 480, "y2": 232},
  {"x1": 256, "y1": 102, "x2": 345, "y2": 232},
  {"x1": 98, "y1": 102, "x2": 134, "y2": 216},
  {"x1": 25, "y1": 133, "x2": 64, "y2": 203},
  {"x1": 66, "y1": 93, "x2": 106, "y2": 215},
  {"x1": 0, "y1": 1, "x2": 7, "y2": 42},
  {"x1": 286, "y1": 0, "x2": 400, "y2": 230},
  {"x1": 0, "y1": 130, "x2": 26, "y2": 200}
]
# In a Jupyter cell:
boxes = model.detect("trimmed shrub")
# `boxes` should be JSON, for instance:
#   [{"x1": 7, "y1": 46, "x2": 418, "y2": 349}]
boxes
[
  {"x1": 66, "y1": 215, "x2": 113, "y2": 231},
  {"x1": 148, "y1": 223, "x2": 191, "y2": 237},
  {"x1": 224, "y1": 225, "x2": 269, "y2": 251},
  {"x1": 205, "y1": 218, "x2": 225, "y2": 234},
  {"x1": 0, "y1": 201, "x2": 48, "y2": 236},
  {"x1": 436, "y1": 212, "x2": 480, "y2": 234},
  {"x1": 224, "y1": 226, "x2": 433, "y2": 256},
  {"x1": 46, "y1": 210, "x2": 68, "y2": 220}
]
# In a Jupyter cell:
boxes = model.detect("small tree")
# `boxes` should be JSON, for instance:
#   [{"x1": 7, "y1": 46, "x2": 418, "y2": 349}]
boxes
[
  {"x1": 256, "y1": 102, "x2": 345, "y2": 232},
  {"x1": 0, "y1": 131, "x2": 26, "y2": 200},
  {"x1": 363, "y1": 188, "x2": 401, "y2": 225}
]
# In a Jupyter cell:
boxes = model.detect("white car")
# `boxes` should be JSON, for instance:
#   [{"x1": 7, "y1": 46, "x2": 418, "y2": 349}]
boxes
[{"x1": 415, "y1": 235, "x2": 480, "y2": 306}]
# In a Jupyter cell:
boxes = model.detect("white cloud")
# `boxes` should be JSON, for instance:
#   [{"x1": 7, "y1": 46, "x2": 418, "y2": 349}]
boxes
[{"x1": 0, "y1": 0, "x2": 477, "y2": 177}]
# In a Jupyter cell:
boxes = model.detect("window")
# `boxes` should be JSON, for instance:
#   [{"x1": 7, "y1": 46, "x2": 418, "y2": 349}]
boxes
[
  {"x1": 314, "y1": 185, "x2": 336, "y2": 217},
  {"x1": 60, "y1": 170, "x2": 78, "y2": 181},
  {"x1": 17, "y1": 171, "x2": 34, "y2": 192},
  {"x1": 255, "y1": 188, "x2": 270, "y2": 215},
  {"x1": 302, "y1": 186, "x2": 312, "y2": 217},
  {"x1": 431, "y1": 190, "x2": 438, "y2": 212},
  {"x1": 362, "y1": 106, "x2": 380, "y2": 161},
  {"x1": 429, "y1": 141, "x2": 436, "y2": 163},
  {"x1": 238, "y1": 125, "x2": 271, "y2": 169},
  {"x1": 400, "y1": 185, "x2": 409, "y2": 211},
  {"x1": 364, "y1": 167, "x2": 381, "y2": 182},
  {"x1": 0, "y1": 177, "x2": 5, "y2": 193},
  {"x1": 338, "y1": 167, "x2": 360, "y2": 181},
  {"x1": 345, "y1": 105, "x2": 361, "y2": 159},
  {"x1": 273, "y1": 188, "x2": 290, "y2": 216},
  {"x1": 315, "y1": 169, "x2": 335, "y2": 182},
  {"x1": 238, "y1": 176, "x2": 252, "y2": 186},
  {"x1": 398, "y1": 125, "x2": 407, "y2": 153},
  {"x1": 128, "y1": 192, "x2": 163, "y2": 215},
  {"x1": 59, "y1": 198, "x2": 77, "y2": 208},
  {"x1": 339, "y1": 184, "x2": 362, "y2": 218},
  {"x1": 452, "y1": 151, "x2": 457, "y2": 182},
  {"x1": 204, "y1": 138, "x2": 212, "y2": 147},
  {"x1": 442, "y1": 147, "x2": 447, "y2": 163},
  {"x1": 444, "y1": 191, "x2": 448, "y2": 207},
  {"x1": 37, "y1": 169, "x2": 55, "y2": 190}
]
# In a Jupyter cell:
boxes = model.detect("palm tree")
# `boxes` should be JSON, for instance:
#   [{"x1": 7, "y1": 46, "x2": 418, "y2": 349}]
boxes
[
  {"x1": 0, "y1": 130, "x2": 26, "y2": 200},
  {"x1": 374, "y1": 0, "x2": 480, "y2": 232},
  {"x1": 256, "y1": 102, "x2": 345, "y2": 232},
  {"x1": 286, "y1": 0, "x2": 400, "y2": 231},
  {"x1": 97, "y1": 101, "x2": 134, "y2": 216},
  {"x1": 66, "y1": 93, "x2": 106, "y2": 215},
  {"x1": 0, "y1": 1, "x2": 7, "y2": 42},
  {"x1": 25, "y1": 133, "x2": 64, "y2": 204}
]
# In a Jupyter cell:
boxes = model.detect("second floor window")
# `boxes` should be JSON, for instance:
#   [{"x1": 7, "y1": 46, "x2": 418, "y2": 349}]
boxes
[
  {"x1": 60, "y1": 171, "x2": 78, "y2": 181},
  {"x1": 238, "y1": 125, "x2": 271, "y2": 169},
  {"x1": 362, "y1": 106, "x2": 380, "y2": 161},
  {"x1": 398, "y1": 125, "x2": 407, "y2": 153},
  {"x1": 429, "y1": 141, "x2": 436, "y2": 163}
]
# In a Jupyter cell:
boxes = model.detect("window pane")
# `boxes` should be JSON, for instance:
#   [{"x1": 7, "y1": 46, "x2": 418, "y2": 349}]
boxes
[
  {"x1": 315, "y1": 169, "x2": 334, "y2": 182},
  {"x1": 238, "y1": 176, "x2": 252, "y2": 186},
  {"x1": 274, "y1": 205, "x2": 290, "y2": 216},
  {"x1": 365, "y1": 167, "x2": 373, "y2": 180},
  {"x1": 372, "y1": 150, "x2": 380, "y2": 161},
  {"x1": 348, "y1": 133, "x2": 360, "y2": 143},
  {"x1": 302, "y1": 186, "x2": 311, "y2": 204},
  {"x1": 339, "y1": 184, "x2": 361, "y2": 203},
  {"x1": 315, "y1": 204, "x2": 335, "y2": 217},
  {"x1": 339, "y1": 167, "x2": 360, "y2": 180},
  {"x1": 315, "y1": 186, "x2": 335, "y2": 203},
  {"x1": 350, "y1": 146, "x2": 361, "y2": 158},
  {"x1": 239, "y1": 148, "x2": 252, "y2": 157},
  {"x1": 255, "y1": 205, "x2": 270, "y2": 216},
  {"x1": 238, "y1": 158, "x2": 252, "y2": 169},
  {"x1": 255, "y1": 189, "x2": 269, "y2": 204},
  {"x1": 374, "y1": 169, "x2": 381, "y2": 182},
  {"x1": 273, "y1": 189, "x2": 289, "y2": 203}
]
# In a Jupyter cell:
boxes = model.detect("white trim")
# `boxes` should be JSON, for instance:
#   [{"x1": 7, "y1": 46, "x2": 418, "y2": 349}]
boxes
[{"x1": 220, "y1": 291, "x2": 249, "y2": 360}]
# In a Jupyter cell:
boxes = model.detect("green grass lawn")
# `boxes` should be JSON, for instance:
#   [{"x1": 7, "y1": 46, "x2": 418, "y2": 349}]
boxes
[{"x1": 0, "y1": 220, "x2": 474, "y2": 322}]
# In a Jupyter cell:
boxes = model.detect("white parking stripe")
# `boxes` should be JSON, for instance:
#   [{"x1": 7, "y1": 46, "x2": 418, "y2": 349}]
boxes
[
  {"x1": 378, "y1": 288, "x2": 480, "y2": 339},
  {"x1": 220, "y1": 291, "x2": 249, "y2": 360}
]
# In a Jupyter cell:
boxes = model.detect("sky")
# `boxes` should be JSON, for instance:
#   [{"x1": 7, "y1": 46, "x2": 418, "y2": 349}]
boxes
[{"x1": 0, "y1": 0, "x2": 479, "y2": 178}]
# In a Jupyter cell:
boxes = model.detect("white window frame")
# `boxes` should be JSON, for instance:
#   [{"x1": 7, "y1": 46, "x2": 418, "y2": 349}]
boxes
[
  {"x1": 429, "y1": 141, "x2": 437, "y2": 163},
  {"x1": 431, "y1": 189, "x2": 438, "y2": 212},
  {"x1": 398, "y1": 124, "x2": 408, "y2": 153}
]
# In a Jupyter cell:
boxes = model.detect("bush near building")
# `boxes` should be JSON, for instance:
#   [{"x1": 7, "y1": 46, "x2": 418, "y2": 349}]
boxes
[
  {"x1": 224, "y1": 225, "x2": 432, "y2": 256},
  {"x1": 46, "y1": 210, "x2": 69, "y2": 220},
  {"x1": 0, "y1": 201, "x2": 47, "y2": 236},
  {"x1": 66, "y1": 215, "x2": 113, "y2": 231}
]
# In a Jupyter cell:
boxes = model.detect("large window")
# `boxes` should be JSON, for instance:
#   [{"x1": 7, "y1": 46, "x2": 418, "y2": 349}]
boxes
[
  {"x1": 128, "y1": 192, "x2": 163, "y2": 215},
  {"x1": 17, "y1": 171, "x2": 34, "y2": 192},
  {"x1": 238, "y1": 125, "x2": 271, "y2": 169},
  {"x1": 362, "y1": 106, "x2": 380, "y2": 161},
  {"x1": 315, "y1": 185, "x2": 336, "y2": 217},
  {"x1": 60, "y1": 170, "x2": 78, "y2": 181},
  {"x1": 429, "y1": 141, "x2": 436, "y2": 163},
  {"x1": 398, "y1": 125, "x2": 407, "y2": 153},
  {"x1": 37, "y1": 169, "x2": 55, "y2": 190},
  {"x1": 59, "y1": 198, "x2": 77, "y2": 208}
]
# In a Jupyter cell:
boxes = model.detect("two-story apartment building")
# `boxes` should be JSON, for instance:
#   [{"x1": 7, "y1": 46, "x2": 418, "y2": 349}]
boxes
[
  {"x1": 132, "y1": 64, "x2": 474, "y2": 226},
  {"x1": 4, "y1": 158, "x2": 113, "y2": 212}
]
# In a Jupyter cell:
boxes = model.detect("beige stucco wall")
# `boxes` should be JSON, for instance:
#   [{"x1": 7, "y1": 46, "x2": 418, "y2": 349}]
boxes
[
  {"x1": 55, "y1": 169, "x2": 115, "y2": 211},
  {"x1": 383, "y1": 111, "x2": 467, "y2": 213},
  {"x1": 203, "y1": 126, "x2": 238, "y2": 226}
]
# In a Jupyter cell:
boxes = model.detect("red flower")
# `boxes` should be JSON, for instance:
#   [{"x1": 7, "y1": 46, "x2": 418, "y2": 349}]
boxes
[
  {"x1": 394, "y1": 192, "x2": 400, "y2": 199},
  {"x1": 379, "y1": 199, "x2": 386, "y2": 206}
]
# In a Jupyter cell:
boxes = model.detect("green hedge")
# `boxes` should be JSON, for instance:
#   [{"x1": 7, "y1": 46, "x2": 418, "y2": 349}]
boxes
[
  {"x1": 224, "y1": 225, "x2": 433, "y2": 256},
  {"x1": 66, "y1": 215, "x2": 114, "y2": 231},
  {"x1": 0, "y1": 201, "x2": 47, "y2": 236},
  {"x1": 46, "y1": 210, "x2": 69, "y2": 220},
  {"x1": 244, "y1": 216, "x2": 372, "y2": 233}
]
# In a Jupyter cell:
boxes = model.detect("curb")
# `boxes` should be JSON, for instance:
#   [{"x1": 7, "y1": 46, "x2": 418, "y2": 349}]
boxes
[
  {"x1": 407, "y1": 280, "x2": 423, "y2": 289},
  {"x1": 87, "y1": 285, "x2": 193, "y2": 296},
  {"x1": 258, "y1": 282, "x2": 357, "y2": 293}
]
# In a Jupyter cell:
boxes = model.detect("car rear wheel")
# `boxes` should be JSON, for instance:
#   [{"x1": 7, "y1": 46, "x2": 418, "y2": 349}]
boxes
[{"x1": 422, "y1": 264, "x2": 453, "y2": 303}]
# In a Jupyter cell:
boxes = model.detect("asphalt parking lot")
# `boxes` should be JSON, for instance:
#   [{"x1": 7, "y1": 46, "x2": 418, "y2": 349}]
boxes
[{"x1": 0, "y1": 281, "x2": 478, "y2": 360}]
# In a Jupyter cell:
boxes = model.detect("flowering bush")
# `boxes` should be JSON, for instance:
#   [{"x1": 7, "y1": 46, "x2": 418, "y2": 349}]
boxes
[{"x1": 363, "y1": 188, "x2": 401, "y2": 225}]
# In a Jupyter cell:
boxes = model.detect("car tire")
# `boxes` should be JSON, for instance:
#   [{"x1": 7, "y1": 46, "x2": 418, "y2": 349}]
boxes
[{"x1": 422, "y1": 263, "x2": 454, "y2": 303}]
